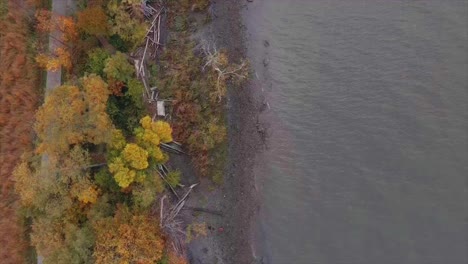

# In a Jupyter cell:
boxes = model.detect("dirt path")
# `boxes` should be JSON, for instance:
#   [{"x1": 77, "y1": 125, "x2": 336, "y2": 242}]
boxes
[
  {"x1": 38, "y1": 1, "x2": 75, "y2": 263},
  {"x1": 44, "y1": 0, "x2": 75, "y2": 92}
]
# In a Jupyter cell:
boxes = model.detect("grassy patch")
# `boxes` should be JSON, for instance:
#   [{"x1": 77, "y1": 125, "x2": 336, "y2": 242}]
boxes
[
  {"x1": 186, "y1": 222, "x2": 208, "y2": 243},
  {"x1": 0, "y1": 0, "x2": 7, "y2": 18}
]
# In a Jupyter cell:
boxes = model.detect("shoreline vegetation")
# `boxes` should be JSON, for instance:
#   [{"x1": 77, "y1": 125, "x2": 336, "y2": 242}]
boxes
[{"x1": 1, "y1": 0, "x2": 257, "y2": 263}]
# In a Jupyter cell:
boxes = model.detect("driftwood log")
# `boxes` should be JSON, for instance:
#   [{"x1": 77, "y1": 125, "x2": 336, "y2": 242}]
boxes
[{"x1": 183, "y1": 206, "x2": 224, "y2": 216}]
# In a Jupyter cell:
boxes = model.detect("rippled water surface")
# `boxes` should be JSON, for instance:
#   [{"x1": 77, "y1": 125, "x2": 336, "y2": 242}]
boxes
[{"x1": 244, "y1": 1, "x2": 467, "y2": 263}]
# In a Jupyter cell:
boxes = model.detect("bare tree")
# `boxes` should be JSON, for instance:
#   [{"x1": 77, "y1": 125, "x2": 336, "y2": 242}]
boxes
[{"x1": 200, "y1": 39, "x2": 248, "y2": 101}]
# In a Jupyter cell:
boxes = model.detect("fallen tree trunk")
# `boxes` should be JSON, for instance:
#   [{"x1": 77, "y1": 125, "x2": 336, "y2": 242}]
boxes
[{"x1": 183, "y1": 206, "x2": 223, "y2": 216}]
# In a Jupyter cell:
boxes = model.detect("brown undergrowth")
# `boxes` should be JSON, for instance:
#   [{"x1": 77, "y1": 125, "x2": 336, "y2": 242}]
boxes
[
  {"x1": 154, "y1": 0, "x2": 247, "y2": 181},
  {"x1": 0, "y1": 1, "x2": 39, "y2": 263}
]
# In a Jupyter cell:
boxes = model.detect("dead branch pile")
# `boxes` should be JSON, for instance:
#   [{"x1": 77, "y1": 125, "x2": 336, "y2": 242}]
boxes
[
  {"x1": 133, "y1": 1, "x2": 165, "y2": 101},
  {"x1": 158, "y1": 183, "x2": 199, "y2": 256}
]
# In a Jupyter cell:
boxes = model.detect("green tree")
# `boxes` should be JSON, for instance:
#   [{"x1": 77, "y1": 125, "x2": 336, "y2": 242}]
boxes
[
  {"x1": 166, "y1": 170, "x2": 181, "y2": 188},
  {"x1": 126, "y1": 77, "x2": 144, "y2": 108},
  {"x1": 132, "y1": 172, "x2": 164, "y2": 210},
  {"x1": 104, "y1": 52, "x2": 134, "y2": 83},
  {"x1": 108, "y1": 3, "x2": 147, "y2": 50},
  {"x1": 85, "y1": 48, "x2": 110, "y2": 76},
  {"x1": 31, "y1": 220, "x2": 95, "y2": 264},
  {"x1": 94, "y1": 168, "x2": 121, "y2": 192},
  {"x1": 14, "y1": 147, "x2": 98, "y2": 263},
  {"x1": 14, "y1": 147, "x2": 93, "y2": 216}
]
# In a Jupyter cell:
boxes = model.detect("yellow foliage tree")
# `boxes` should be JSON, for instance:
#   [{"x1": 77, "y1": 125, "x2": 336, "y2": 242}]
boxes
[
  {"x1": 35, "y1": 85, "x2": 86, "y2": 154},
  {"x1": 152, "y1": 120, "x2": 173, "y2": 143},
  {"x1": 110, "y1": 129, "x2": 126, "y2": 150},
  {"x1": 14, "y1": 146, "x2": 97, "y2": 264},
  {"x1": 13, "y1": 161, "x2": 37, "y2": 207},
  {"x1": 35, "y1": 75, "x2": 113, "y2": 155},
  {"x1": 30, "y1": 218, "x2": 67, "y2": 260},
  {"x1": 108, "y1": 117, "x2": 173, "y2": 187},
  {"x1": 82, "y1": 75, "x2": 113, "y2": 144},
  {"x1": 136, "y1": 116, "x2": 171, "y2": 163},
  {"x1": 78, "y1": 186, "x2": 99, "y2": 204},
  {"x1": 35, "y1": 54, "x2": 59, "y2": 71},
  {"x1": 108, "y1": 134, "x2": 147, "y2": 188},
  {"x1": 115, "y1": 168, "x2": 136, "y2": 189},
  {"x1": 108, "y1": 157, "x2": 136, "y2": 188},
  {"x1": 34, "y1": 10, "x2": 77, "y2": 73},
  {"x1": 14, "y1": 146, "x2": 93, "y2": 215},
  {"x1": 140, "y1": 116, "x2": 173, "y2": 143},
  {"x1": 82, "y1": 74, "x2": 109, "y2": 108},
  {"x1": 148, "y1": 146, "x2": 165, "y2": 163},
  {"x1": 122, "y1": 143, "x2": 149, "y2": 170},
  {"x1": 140, "y1": 115, "x2": 152, "y2": 129},
  {"x1": 142, "y1": 129, "x2": 160, "y2": 146},
  {"x1": 30, "y1": 217, "x2": 95, "y2": 263},
  {"x1": 72, "y1": 181, "x2": 99, "y2": 204},
  {"x1": 56, "y1": 47, "x2": 72, "y2": 69}
]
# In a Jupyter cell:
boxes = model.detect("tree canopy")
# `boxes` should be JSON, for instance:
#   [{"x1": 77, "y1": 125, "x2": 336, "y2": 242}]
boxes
[
  {"x1": 93, "y1": 206, "x2": 164, "y2": 264},
  {"x1": 103, "y1": 52, "x2": 134, "y2": 83},
  {"x1": 77, "y1": 6, "x2": 109, "y2": 36},
  {"x1": 108, "y1": 116, "x2": 172, "y2": 188},
  {"x1": 9, "y1": 0, "x2": 192, "y2": 262},
  {"x1": 35, "y1": 75, "x2": 112, "y2": 155}
]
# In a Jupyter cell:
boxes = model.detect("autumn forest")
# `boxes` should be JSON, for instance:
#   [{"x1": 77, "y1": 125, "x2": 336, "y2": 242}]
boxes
[{"x1": 0, "y1": 0, "x2": 245, "y2": 263}]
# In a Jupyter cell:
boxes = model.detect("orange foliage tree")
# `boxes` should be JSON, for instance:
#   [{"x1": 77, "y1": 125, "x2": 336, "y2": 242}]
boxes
[
  {"x1": 77, "y1": 6, "x2": 109, "y2": 36},
  {"x1": 34, "y1": 9, "x2": 78, "y2": 72},
  {"x1": 35, "y1": 9, "x2": 78, "y2": 42},
  {"x1": 93, "y1": 206, "x2": 165, "y2": 264},
  {"x1": 36, "y1": 47, "x2": 72, "y2": 71},
  {"x1": 0, "y1": 1, "x2": 39, "y2": 262}
]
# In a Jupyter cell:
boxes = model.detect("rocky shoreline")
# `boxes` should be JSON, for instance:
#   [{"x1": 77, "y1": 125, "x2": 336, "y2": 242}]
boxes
[{"x1": 180, "y1": 0, "x2": 265, "y2": 263}]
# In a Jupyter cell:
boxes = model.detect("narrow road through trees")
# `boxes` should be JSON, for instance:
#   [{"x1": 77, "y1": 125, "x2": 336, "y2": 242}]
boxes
[{"x1": 38, "y1": 1, "x2": 75, "y2": 263}]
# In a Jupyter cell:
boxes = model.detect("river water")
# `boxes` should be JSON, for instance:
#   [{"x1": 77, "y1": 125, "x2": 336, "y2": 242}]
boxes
[{"x1": 244, "y1": 1, "x2": 467, "y2": 263}]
